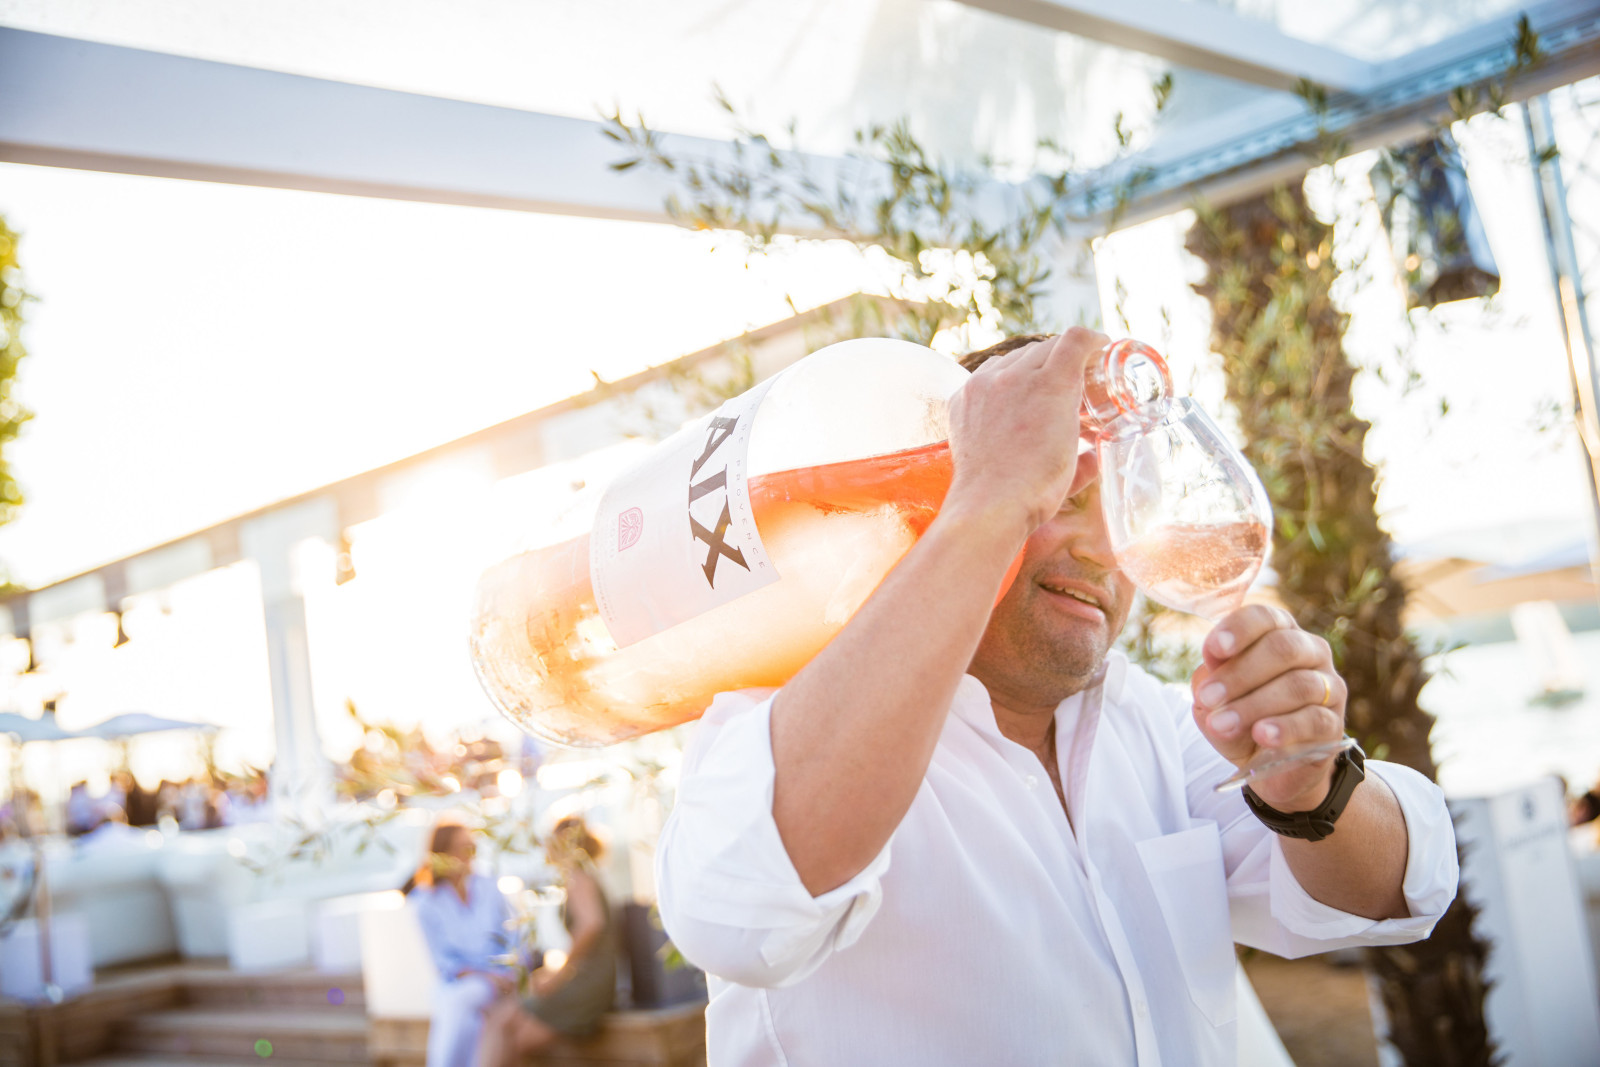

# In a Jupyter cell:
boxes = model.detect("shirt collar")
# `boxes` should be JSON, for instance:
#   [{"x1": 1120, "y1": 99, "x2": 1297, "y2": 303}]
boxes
[
  {"x1": 954, "y1": 655, "x2": 1118, "y2": 740},
  {"x1": 951, "y1": 674, "x2": 1002, "y2": 738}
]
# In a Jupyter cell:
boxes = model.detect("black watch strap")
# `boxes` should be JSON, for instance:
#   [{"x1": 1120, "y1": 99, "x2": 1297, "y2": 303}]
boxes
[{"x1": 1242, "y1": 741, "x2": 1366, "y2": 842}]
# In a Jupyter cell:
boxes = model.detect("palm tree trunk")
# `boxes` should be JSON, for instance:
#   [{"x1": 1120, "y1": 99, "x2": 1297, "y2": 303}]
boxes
[{"x1": 1186, "y1": 184, "x2": 1495, "y2": 1067}]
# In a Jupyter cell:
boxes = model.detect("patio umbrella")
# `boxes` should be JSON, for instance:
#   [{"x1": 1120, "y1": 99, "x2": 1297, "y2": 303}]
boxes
[
  {"x1": 0, "y1": 712, "x2": 82, "y2": 743},
  {"x1": 78, "y1": 713, "x2": 218, "y2": 740}
]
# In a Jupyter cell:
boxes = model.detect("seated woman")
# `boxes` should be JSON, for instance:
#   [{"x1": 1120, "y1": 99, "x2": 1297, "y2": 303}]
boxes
[
  {"x1": 477, "y1": 816, "x2": 616, "y2": 1067},
  {"x1": 407, "y1": 817, "x2": 518, "y2": 1067}
]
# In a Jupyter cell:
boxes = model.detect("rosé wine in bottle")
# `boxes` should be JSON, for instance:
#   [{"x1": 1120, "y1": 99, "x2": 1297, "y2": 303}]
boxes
[
  {"x1": 470, "y1": 442, "x2": 983, "y2": 746},
  {"x1": 469, "y1": 336, "x2": 1174, "y2": 747}
]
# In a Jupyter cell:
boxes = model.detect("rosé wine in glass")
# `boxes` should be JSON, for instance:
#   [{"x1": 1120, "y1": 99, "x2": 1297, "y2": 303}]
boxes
[
  {"x1": 1094, "y1": 397, "x2": 1349, "y2": 791},
  {"x1": 1114, "y1": 519, "x2": 1270, "y2": 621}
]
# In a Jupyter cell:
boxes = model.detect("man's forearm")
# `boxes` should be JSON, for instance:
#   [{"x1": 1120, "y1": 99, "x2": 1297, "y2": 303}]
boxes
[
  {"x1": 1279, "y1": 772, "x2": 1411, "y2": 920},
  {"x1": 770, "y1": 503, "x2": 1028, "y2": 896}
]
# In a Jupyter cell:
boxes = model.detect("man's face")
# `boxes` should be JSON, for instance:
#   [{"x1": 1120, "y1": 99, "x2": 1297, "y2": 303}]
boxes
[{"x1": 968, "y1": 470, "x2": 1135, "y2": 708}]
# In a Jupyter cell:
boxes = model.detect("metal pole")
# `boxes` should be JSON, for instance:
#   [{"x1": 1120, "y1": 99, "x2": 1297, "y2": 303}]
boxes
[
  {"x1": 1524, "y1": 93, "x2": 1600, "y2": 599},
  {"x1": 31, "y1": 837, "x2": 59, "y2": 1066}
]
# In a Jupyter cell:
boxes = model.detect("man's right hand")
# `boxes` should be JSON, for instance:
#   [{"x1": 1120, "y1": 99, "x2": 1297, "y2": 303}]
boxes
[{"x1": 945, "y1": 329, "x2": 1105, "y2": 542}]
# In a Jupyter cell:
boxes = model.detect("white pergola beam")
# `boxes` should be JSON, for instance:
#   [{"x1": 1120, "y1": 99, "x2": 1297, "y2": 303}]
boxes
[
  {"x1": 954, "y1": 0, "x2": 1377, "y2": 93},
  {"x1": 5, "y1": 3, "x2": 1599, "y2": 253},
  {"x1": 0, "y1": 27, "x2": 854, "y2": 226}
]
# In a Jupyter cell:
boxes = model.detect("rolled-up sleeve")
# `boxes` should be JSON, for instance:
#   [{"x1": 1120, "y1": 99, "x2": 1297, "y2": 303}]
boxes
[
  {"x1": 1168, "y1": 682, "x2": 1459, "y2": 958},
  {"x1": 656, "y1": 689, "x2": 892, "y2": 988},
  {"x1": 1257, "y1": 761, "x2": 1458, "y2": 947},
  {"x1": 1225, "y1": 760, "x2": 1458, "y2": 955}
]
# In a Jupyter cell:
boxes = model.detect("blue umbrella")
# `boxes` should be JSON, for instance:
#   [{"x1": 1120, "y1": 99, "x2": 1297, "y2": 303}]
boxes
[
  {"x1": 0, "y1": 712, "x2": 81, "y2": 743},
  {"x1": 79, "y1": 713, "x2": 218, "y2": 740}
]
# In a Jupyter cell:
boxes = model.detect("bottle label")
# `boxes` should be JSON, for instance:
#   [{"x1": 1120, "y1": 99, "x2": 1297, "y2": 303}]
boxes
[{"x1": 591, "y1": 378, "x2": 782, "y2": 648}]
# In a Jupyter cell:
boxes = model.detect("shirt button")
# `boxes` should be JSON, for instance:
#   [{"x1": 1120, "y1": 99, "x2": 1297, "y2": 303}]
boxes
[
  {"x1": 1134, "y1": 1000, "x2": 1149, "y2": 1020},
  {"x1": 1023, "y1": 774, "x2": 1040, "y2": 789}
]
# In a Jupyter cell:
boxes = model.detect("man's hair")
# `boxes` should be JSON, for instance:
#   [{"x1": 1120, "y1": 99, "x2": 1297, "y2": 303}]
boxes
[{"x1": 959, "y1": 334, "x2": 1051, "y2": 374}]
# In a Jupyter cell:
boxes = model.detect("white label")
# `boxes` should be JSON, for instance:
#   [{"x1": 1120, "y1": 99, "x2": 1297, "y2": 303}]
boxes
[{"x1": 590, "y1": 378, "x2": 781, "y2": 648}]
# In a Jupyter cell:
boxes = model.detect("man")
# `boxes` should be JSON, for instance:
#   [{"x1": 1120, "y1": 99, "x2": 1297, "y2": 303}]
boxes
[{"x1": 657, "y1": 330, "x2": 1457, "y2": 1065}]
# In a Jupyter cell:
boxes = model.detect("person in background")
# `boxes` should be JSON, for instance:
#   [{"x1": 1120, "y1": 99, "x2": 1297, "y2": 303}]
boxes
[
  {"x1": 224, "y1": 772, "x2": 272, "y2": 825},
  {"x1": 77, "y1": 804, "x2": 143, "y2": 849},
  {"x1": 1566, "y1": 773, "x2": 1600, "y2": 828},
  {"x1": 407, "y1": 818, "x2": 517, "y2": 1067},
  {"x1": 112, "y1": 770, "x2": 157, "y2": 827},
  {"x1": 155, "y1": 779, "x2": 182, "y2": 827},
  {"x1": 476, "y1": 816, "x2": 616, "y2": 1067},
  {"x1": 176, "y1": 779, "x2": 208, "y2": 831},
  {"x1": 65, "y1": 781, "x2": 101, "y2": 836},
  {"x1": 0, "y1": 790, "x2": 43, "y2": 838},
  {"x1": 204, "y1": 778, "x2": 229, "y2": 829}
]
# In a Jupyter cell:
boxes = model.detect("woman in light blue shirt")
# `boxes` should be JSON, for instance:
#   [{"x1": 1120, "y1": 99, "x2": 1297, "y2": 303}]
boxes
[{"x1": 407, "y1": 819, "x2": 517, "y2": 1067}]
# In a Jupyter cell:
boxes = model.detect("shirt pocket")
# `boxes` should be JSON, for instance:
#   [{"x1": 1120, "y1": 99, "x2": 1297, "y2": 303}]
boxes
[{"x1": 1135, "y1": 821, "x2": 1238, "y2": 1027}]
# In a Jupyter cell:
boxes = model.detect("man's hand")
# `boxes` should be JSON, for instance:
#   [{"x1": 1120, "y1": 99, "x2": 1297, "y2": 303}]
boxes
[
  {"x1": 1191, "y1": 605, "x2": 1349, "y2": 812},
  {"x1": 945, "y1": 328, "x2": 1105, "y2": 539}
]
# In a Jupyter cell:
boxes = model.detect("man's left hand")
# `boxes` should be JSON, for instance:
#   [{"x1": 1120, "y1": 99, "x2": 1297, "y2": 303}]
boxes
[{"x1": 1191, "y1": 605, "x2": 1348, "y2": 812}]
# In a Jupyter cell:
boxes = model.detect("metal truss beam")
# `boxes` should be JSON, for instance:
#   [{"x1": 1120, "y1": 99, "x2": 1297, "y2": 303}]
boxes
[
  {"x1": 954, "y1": 0, "x2": 1377, "y2": 93},
  {"x1": 1078, "y1": 0, "x2": 1600, "y2": 228}
]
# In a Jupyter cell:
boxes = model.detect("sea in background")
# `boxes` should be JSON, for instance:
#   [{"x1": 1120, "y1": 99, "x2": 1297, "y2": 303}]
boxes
[{"x1": 1426, "y1": 616, "x2": 1600, "y2": 800}]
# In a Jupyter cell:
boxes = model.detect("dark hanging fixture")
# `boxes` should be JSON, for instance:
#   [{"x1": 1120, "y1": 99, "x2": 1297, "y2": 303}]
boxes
[
  {"x1": 105, "y1": 565, "x2": 131, "y2": 648},
  {"x1": 1370, "y1": 131, "x2": 1500, "y2": 309},
  {"x1": 9, "y1": 599, "x2": 34, "y2": 673}
]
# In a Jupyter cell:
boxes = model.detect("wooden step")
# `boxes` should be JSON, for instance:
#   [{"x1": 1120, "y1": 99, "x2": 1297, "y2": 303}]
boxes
[
  {"x1": 116, "y1": 1009, "x2": 369, "y2": 1064},
  {"x1": 178, "y1": 968, "x2": 366, "y2": 1012},
  {"x1": 82, "y1": 1061, "x2": 361, "y2": 1067},
  {"x1": 369, "y1": 1001, "x2": 708, "y2": 1067}
]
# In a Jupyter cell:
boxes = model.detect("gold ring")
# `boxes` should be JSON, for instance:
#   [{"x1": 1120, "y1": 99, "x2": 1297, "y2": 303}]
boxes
[{"x1": 1318, "y1": 673, "x2": 1332, "y2": 707}]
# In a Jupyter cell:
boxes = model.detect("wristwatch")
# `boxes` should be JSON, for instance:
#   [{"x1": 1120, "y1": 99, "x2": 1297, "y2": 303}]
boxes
[{"x1": 1242, "y1": 741, "x2": 1366, "y2": 842}]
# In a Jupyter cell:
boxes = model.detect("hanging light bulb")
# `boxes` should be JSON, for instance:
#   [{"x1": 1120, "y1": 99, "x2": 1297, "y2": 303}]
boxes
[
  {"x1": 335, "y1": 530, "x2": 357, "y2": 586},
  {"x1": 105, "y1": 566, "x2": 131, "y2": 648}
]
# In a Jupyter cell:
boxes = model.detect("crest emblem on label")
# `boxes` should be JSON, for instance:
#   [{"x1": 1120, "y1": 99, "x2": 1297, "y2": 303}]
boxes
[
  {"x1": 618, "y1": 507, "x2": 644, "y2": 551},
  {"x1": 591, "y1": 376, "x2": 782, "y2": 648}
]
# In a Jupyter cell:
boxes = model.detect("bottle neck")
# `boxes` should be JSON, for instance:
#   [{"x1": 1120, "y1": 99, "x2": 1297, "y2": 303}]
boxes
[{"x1": 1081, "y1": 339, "x2": 1173, "y2": 435}]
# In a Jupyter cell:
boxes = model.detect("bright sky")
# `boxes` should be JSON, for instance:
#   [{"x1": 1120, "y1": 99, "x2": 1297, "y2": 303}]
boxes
[{"x1": 0, "y1": 162, "x2": 885, "y2": 587}]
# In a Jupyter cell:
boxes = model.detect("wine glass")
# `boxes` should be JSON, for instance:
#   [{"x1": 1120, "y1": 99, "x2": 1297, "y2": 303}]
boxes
[{"x1": 1095, "y1": 398, "x2": 1354, "y2": 793}]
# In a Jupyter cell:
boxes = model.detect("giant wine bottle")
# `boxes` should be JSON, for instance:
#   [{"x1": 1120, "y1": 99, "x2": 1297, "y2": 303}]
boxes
[{"x1": 469, "y1": 337, "x2": 1169, "y2": 746}]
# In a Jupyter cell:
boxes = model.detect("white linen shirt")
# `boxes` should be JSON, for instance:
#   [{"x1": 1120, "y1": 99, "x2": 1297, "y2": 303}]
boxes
[{"x1": 656, "y1": 651, "x2": 1458, "y2": 1067}]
